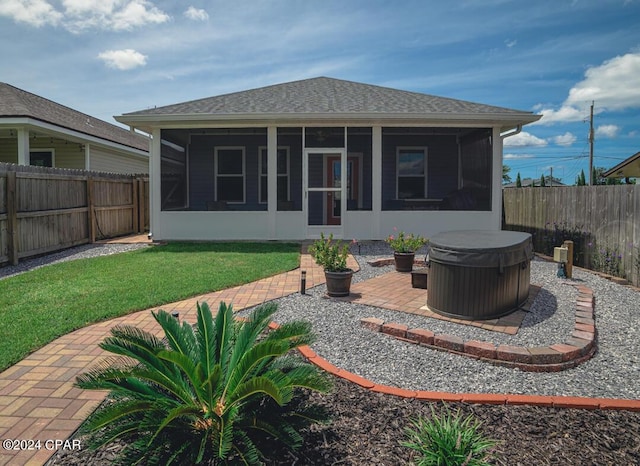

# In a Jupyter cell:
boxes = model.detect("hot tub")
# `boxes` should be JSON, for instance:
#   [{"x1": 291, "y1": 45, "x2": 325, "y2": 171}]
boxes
[{"x1": 427, "y1": 230, "x2": 533, "y2": 320}]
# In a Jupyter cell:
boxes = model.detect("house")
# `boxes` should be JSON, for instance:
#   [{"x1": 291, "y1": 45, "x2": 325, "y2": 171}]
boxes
[
  {"x1": 0, "y1": 83, "x2": 149, "y2": 174},
  {"x1": 603, "y1": 151, "x2": 640, "y2": 180},
  {"x1": 115, "y1": 77, "x2": 540, "y2": 241}
]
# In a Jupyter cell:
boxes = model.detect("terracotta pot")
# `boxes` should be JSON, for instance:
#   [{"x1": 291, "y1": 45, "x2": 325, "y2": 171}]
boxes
[
  {"x1": 324, "y1": 269, "x2": 353, "y2": 297},
  {"x1": 394, "y1": 252, "x2": 415, "y2": 272}
]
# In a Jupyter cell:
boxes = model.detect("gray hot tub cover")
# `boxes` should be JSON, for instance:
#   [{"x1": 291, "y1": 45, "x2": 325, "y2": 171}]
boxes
[{"x1": 428, "y1": 230, "x2": 533, "y2": 270}]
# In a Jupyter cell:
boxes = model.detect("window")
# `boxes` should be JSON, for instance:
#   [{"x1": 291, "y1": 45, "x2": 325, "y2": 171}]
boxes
[
  {"x1": 396, "y1": 148, "x2": 427, "y2": 199},
  {"x1": 259, "y1": 147, "x2": 289, "y2": 203},
  {"x1": 215, "y1": 147, "x2": 245, "y2": 203},
  {"x1": 30, "y1": 150, "x2": 54, "y2": 167}
]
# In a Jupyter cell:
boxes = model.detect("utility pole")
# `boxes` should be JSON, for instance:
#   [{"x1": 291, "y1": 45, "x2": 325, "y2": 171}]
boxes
[
  {"x1": 550, "y1": 166, "x2": 553, "y2": 186},
  {"x1": 588, "y1": 101, "x2": 595, "y2": 185}
]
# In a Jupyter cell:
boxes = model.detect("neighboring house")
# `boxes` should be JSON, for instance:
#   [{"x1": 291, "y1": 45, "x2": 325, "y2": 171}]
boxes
[
  {"x1": 116, "y1": 77, "x2": 540, "y2": 241},
  {"x1": 603, "y1": 151, "x2": 640, "y2": 179},
  {"x1": 503, "y1": 177, "x2": 566, "y2": 187},
  {"x1": 0, "y1": 83, "x2": 149, "y2": 174}
]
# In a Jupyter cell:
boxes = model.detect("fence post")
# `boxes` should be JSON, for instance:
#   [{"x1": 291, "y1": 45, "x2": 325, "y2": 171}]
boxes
[
  {"x1": 6, "y1": 171, "x2": 18, "y2": 265},
  {"x1": 132, "y1": 177, "x2": 139, "y2": 234},
  {"x1": 563, "y1": 240, "x2": 574, "y2": 279},
  {"x1": 87, "y1": 176, "x2": 96, "y2": 243},
  {"x1": 139, "y1": 178, "x2": 146, "y2": 233}
]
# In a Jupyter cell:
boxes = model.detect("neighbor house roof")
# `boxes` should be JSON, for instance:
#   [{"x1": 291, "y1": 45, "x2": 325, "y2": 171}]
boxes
[
  {"x1": 603, "y1": 151, "x2": 640, "y2": 178},
  {"x1": 117, "y1": 77, "x2": 541, "y2": 131},
  {"x1": 0, "y1": 82, "x2": 149, "y2": 152}
]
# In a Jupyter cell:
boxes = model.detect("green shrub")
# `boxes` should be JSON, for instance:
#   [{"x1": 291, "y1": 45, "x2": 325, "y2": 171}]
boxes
[
  {"x1": 309, "y1": 232, "x2": 350, "y2": 272},
  {"x1": 402, "y1": 406, "x2": 497, "y2": 466},
  {"x1": 386, "y1": 229, "x2": 428, "y2": 253},
  {"x1": 76, "y1": 301, "x2": 332, "y2": 465}
]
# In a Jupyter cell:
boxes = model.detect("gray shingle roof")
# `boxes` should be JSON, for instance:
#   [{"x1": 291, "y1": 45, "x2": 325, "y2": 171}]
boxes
[
  {"x1": 0, "y1": 83, "x2": 148, "y2": 152},
  {"x1": 122, "y1": 76, "x2": 538, "y2": 119}
]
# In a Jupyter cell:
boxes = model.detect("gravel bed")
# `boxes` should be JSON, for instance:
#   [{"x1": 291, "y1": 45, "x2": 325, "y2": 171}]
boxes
[
  {"x1": 0, "y1": 243, "x2": 150, "y2": 280},
  {"x1": 243, "y1": 241, "x2": 640, "y2": 400}
]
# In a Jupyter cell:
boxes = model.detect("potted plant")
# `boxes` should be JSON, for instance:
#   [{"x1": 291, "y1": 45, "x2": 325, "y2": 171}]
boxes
[
  {"x1": 309, "y1": 233, "x2": 353, "y2": 297},
  {"x1": 386, "y1": 229, "x2": 428, "y2": 272}
]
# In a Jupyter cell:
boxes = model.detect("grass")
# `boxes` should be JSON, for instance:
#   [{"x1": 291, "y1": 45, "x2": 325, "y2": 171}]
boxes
[{"x1": 0, "y1": 242, "x2": 300, "y2": 372}]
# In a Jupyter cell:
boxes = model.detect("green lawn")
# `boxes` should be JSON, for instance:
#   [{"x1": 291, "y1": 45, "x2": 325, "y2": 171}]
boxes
[{"x1": 0, "y1": 242, "x2": 300, "y2": 372}]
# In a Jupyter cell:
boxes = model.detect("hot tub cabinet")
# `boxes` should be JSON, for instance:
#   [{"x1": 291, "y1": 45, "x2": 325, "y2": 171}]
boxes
[{"x1": 427, "y1": 230, "x2": 533, "y2": 320}]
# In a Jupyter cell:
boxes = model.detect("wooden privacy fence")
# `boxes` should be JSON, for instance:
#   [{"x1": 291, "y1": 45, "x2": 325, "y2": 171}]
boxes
[
  {"x1": 503, "y1": 185, "x2": 640, "y2": 286},
  {"x1": 0, "y1": 163, "x2": 149, "y2": 266}
]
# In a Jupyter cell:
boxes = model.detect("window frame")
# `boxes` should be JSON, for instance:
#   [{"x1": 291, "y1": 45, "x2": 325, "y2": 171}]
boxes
[
  {"x1": 396, "y1": 147, "x2": 428, "y2": 200},
  {"x1": 258, "y1": 146, "x2": 290, "y2": 204},
  {"x1": 29, "y1": 149, "x2": 55, "y2": 168},
  {"x1": 214, "y1": 146, "x2": 246, "y2": 204}
]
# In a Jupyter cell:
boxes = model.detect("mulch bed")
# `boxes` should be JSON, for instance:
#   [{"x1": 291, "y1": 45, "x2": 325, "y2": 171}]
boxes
[{"x1": 47, "y1": 376, "x2": 640, "y2": 465}]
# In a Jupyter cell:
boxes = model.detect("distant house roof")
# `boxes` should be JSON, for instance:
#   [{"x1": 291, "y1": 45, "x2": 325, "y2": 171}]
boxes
[
  {"x1": 117, "y1": 77, "x2": 541, "y2": 131},
  {"x1": 0, "y1": 83, "x2": 149, "y2": 152},
  {"x1": 603, "y1": 151, "x2": 640, "y2": 178},
  {"x1": 503, "y1": 177, "x2": 566, "y2": 188}
]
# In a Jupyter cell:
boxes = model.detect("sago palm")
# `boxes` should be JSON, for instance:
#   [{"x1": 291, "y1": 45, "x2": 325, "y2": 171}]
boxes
[{"x1": 75, "y1": 301, "x2": 332, "y2": 465}]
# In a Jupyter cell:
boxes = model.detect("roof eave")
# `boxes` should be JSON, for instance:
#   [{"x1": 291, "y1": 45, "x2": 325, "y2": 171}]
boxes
[
  {"x1": 0, "y1": 117, "x2": 149, "y2": 157},
  {"x1": 116, "y1": 111, "x2": 541, "y2": 133},
  {"x1": 603, "y1": 151, "x2": 640, "y2": 178}
]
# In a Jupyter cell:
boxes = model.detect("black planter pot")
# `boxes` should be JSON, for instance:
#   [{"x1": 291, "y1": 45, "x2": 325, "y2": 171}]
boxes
[
  {"x1": 394, "y1": 252, "x2": 415, "y2": 272},
  {"x1": 324, "y1": 269, "x2": 354, "y2": 297}
]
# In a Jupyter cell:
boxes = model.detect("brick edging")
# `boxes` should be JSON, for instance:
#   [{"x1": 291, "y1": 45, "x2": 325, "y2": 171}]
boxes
[
  {"x1": 359, "y1": 284, "x2": 597, "y2": 372},
  {"x1": 271, "y1": 292, "x2": 635, "y2": 410},
  {"x1": 294, "y1": 344, "x2": 640, "y2": 411}
]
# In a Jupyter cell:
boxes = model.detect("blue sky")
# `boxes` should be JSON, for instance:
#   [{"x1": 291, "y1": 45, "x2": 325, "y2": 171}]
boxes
[{"x1": 1, "y1": 0, "x2": 639, "y2": 184}]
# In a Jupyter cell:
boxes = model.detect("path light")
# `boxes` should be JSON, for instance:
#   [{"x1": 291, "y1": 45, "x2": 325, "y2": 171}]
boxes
[
  {"x1": 300, "y1": 270, "x2": 306, "y2": 295},
  {"x1": 171, "y1": 311, "x2": 179, "y2": 320}
]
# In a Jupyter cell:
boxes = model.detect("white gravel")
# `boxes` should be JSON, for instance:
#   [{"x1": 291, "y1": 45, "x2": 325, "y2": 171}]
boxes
[{"x1": 244, "y1": 241, "x2": 640, "y2": 400}]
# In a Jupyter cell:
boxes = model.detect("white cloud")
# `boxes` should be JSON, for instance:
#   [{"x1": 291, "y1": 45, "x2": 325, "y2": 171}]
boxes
[
  {"x1": 505, "y1": 39, "x2": 517, "y2": 48},
  {"x1": 1, "y1": 0, "x2": 170, "y2": 32},
  {"x1": 98, "y1": 49, "x2": 147, "y2": 70},
  {"x1": 533, "y1": 103, "x2": 586, "y2": 125},
  {"x1": 552, "y1": 132, "x2": 577, "y2": 146},
  {"x1": 534, "y1": 52, "x2": 640, "y2": 125},
  {"x1": 184, "y1": 6, "x2": 208, "y2": 21},
  {"x1": 566, "y1": 53, "x2": 640, "y2": 110},
  {"x1": 504, "y1": 153, "x2": 536, "y2": 160},
  {"x1": 108, "y1": 0, "x2": 169, "y2": 30},
  {"x1": 503, "y1": 131, "x2": 548, "y2": 147},
  {"x1": 596, "y1": 124, "x2": 620, "y2": 138},
  {"x1": 0, "y1": 0, "x2": 62, "y2": 27}
]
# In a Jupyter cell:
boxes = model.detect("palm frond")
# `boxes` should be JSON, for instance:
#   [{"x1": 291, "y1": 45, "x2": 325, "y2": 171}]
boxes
[
  {"x1": 156, "y1": 350, "x2": 204, "y2": 399},
  {"x1": 233, "y1": 303, "x2": 278, "y2": 354},
  {"x1": 264, "y1": 320, "x2": 316, "y2": 348},
  {"x1": 100, "y1": 326, "x2": 172, "y2": 375},
  {"x1": 81, "y1": 399, "x2": 153, "y2": 432},
  {"x1": 149, "y1": 404, "x2": 203, "y2": 445},
  {"x1": 230, "y1": 429, "x2": 261, "y2": 466},
  {"x1": 228, "y1": 376, "x2": 286, "y2": 408},
  {"x1": 248, "y1": 417, "x2": 304, "y2": 451},
  {"x1": 153, "y1": 310, "x2": 197, "y2": 358},
  {"x1": 276, "y1": 365, "x2": 333, "y2": 393},
  {"x1": 198, "y1": 302, "x2": 228, "y2": 377},
  {"x1": 225, "y1": 339, "x2": 289, "y2": 397}
]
